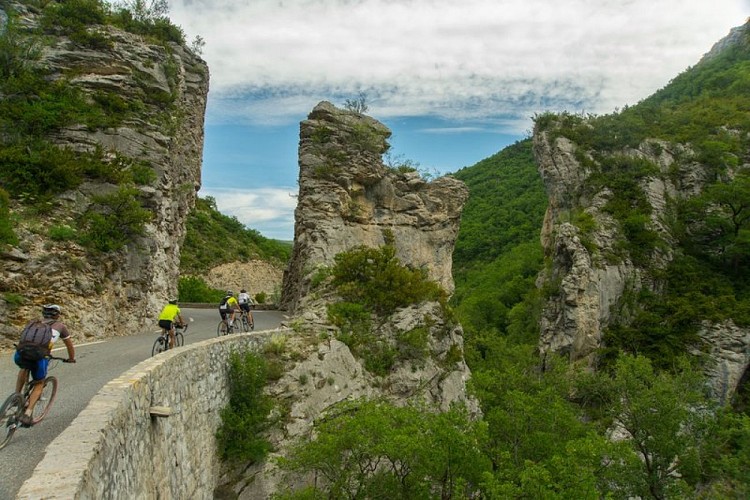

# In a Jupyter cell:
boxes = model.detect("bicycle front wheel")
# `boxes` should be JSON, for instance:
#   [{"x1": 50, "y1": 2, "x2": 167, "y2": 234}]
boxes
[
  {"x1": 217, "y1": 321, "x2": 228, "y2": 336},
  {"x1": 31, "y1": 376, "x2": 58, "y2": 424},
  {"x1": 152, "y1": 336, "x2": 167, "y2": 356},
  {"x1": 175, "y1": 331, "x2": 184, "y2": 347},
  {"x1": 0, "y1": 393, "x2": 23, "y2": 450}
]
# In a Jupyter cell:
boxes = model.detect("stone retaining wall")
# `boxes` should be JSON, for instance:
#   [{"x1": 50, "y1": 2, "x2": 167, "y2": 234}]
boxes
[{"x1": 17, "y1": 331, "x2": 282, "y2": 499}]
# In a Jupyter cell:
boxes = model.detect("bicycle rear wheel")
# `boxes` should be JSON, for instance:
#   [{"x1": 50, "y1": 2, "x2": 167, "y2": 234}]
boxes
[
  {"x1": 152, "y1": 336, "x2": 167, "y2": 356},
  {"x1": 240, "y1": 316, "x2": 250, "y2": 333},
  {"x1": 217, "y1": 321, "x2": 228, "y2": 336},
  {"x1": 0, "y1": 393, "x2": 23, "y2": 450},
  {"x1": 31, "y1": 376, "x2": 58, "y2": 424}
]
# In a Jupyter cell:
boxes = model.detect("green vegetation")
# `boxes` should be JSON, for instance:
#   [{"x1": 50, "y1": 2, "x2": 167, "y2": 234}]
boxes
[
  {"x1": 216, "y1": 350, "x2": 273, "y2": 462},
  {"x1": 79, "y1": 185, "x2": 152, "y2": 252},
  {"x1": 180, "y1": 196, "x2": 292, "y2": 274},
  {"x1": 452, "y1": 139, "x2": 547, "y2": 340},
  {"x1": 322, "y1": 242, "x2": 447, "y2": 376},
  {"x1": 277, "y1": 400, "x2": 490, "y2": 499},
  {"x1": 177, "y1": 275, "x2": 224, "y2": 303},
  {"x1": 0, "y1": 0, "x2": 191, "y2": 253},
  {"x1": 0, "y1": 188, "x2": 17, "y2": 246}
]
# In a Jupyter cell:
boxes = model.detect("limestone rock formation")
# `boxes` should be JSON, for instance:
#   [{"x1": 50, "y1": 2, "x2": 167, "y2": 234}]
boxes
[
  {"x1": 0, "y1": 2, "x2": 208, "y2": 348},
  {"x1": 281, "y1": 101, "x2": 469, "y2": 313},
  {"x1": 221, "y1": 102, "x2": 476, "y2": 497},
  {"x1": 534, "y1": 111, "x2": 750, "y2": 400}
]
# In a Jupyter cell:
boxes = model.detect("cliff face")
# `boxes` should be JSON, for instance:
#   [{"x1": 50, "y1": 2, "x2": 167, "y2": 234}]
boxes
[
  {"x1": 0, "y1": 2, "x2": 208, "y2": 347},
  {"x1": 533, "y1": 118, "x2": 749, "y2": 401},
  {"x1": 281, "y1": 101, "x2": 468, "y2": 313}
]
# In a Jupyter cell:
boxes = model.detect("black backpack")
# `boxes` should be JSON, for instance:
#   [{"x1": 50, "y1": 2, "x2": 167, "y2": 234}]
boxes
[
  {"x1": 16, "y1": 319, "x2": 54, "y2": 361},
  {"x1": 219, "y1": 295, "x2": 231, "y2": 310}
]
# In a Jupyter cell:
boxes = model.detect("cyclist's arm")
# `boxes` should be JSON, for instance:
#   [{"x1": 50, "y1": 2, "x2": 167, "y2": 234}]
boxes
[{"x1": 62, "y1": 336, "x2": 76, "y2": 363}]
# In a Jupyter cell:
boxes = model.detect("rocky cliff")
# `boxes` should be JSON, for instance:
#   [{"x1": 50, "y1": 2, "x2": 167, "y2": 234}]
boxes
[
  {"x1": 223, "y1": 102, "x2": 476, "y2": 497},
  {"x1": 533, "y1": 24, "x2": 750, "y2": 401},
  {"x1": 281, "y1": 101, "x2": 468, "y2": 313},
  {"x1": 0, "y1": 1, "x2": 208, "y2": 348}
]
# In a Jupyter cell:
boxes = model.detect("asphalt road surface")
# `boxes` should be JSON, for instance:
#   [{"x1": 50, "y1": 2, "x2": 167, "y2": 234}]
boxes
[{"x1": 0, "y1": 307, "x2": 285, "y2": 498}]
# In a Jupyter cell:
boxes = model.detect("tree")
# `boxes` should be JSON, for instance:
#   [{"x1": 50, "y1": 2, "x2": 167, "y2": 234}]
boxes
[
  {"x1": 343, "y1": 91, "x2": 368, "y2": 114},
  {"x1": 117, "y1": 0, "x2": 169, "y2": 22},
  {"x1": 278, "y1": 399, "x2": 490, "y2": 499},
  {"x1": 595, "y1": 355, "x2": 714, "y2": 499}
]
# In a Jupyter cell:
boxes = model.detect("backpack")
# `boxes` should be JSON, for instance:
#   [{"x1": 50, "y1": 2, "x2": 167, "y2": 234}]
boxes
[
  {"x1": 219, "y1": 295, "x2": 231, "y2": 310},
  {"x1": 16, "y1": 319, "x2": 54, "y2": 362}
]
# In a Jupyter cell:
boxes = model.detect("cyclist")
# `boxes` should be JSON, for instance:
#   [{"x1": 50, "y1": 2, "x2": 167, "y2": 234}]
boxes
[
  {"x1": 158, "y1": 299, "x2": 185, "y2": 349},
  {"x1": 14, "y1": 304, "x2": 76, "y2": 427},
  {"x1": 219, "y1": 290, "x2": 241, "y2": 330},
  {"x1": 237, "y1": 288, "x2": 255, "y2": 328}
]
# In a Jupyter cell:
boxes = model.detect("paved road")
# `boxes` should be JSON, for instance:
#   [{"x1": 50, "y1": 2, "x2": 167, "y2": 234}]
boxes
[{"x1": 0, "y1": 308, "x2": 285, "y2": 499}]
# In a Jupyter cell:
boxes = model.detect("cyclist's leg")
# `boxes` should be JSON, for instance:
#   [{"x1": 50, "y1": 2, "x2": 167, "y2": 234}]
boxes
[
  {"x1": 25, "y1": 358, "x2": 48, "y2": 413},
  {"x1": 169, "y1": 326, "x2": 176, "y2": 348},
  {"x1": 13, "y1": 352, "x2": 30, "y2": 393}
]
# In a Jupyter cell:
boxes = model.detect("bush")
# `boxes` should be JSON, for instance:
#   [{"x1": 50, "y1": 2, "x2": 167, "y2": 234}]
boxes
[
  {"x1": 330, "y1": 244, "x2": 445, "y2": 316},
  {"x1": 0, "y1": 188, "x2": 17, "y2": 246},
  {"x1": 79, "y1": 186, "x2": 152, "y2": 252},
  {"x1": 279, "y1": 399, "x2": 490, "y2": 499},
  {"x1": 216, "y1": 350, "x2": 273, "y2": 462},
  {"x1": 177, "y1": 276, "x2": 224, "y2": 303},
  {"x1": 48, "y1": 224, "x2": 77, "y2": 241}
]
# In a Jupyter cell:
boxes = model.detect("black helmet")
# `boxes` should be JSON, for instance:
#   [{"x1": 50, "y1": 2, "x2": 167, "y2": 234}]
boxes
[
  {"x1": 240, "y1": 289, "x2": 247, "y2": 293},
  {"x1": 42, "y1": 304, "x2": 61, "y2": 318},
  {"x1": 225, "y1": 290, "x2": 233, "y2": 296}
]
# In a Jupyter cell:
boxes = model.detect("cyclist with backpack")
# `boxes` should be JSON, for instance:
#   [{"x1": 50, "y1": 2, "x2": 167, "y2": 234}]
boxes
[
  {"x1": 13, "y1": 304, "x2": 76, "y2": 426},
  {"x1": 219, "y1": 291, "x2": 241, "y2": 330}
]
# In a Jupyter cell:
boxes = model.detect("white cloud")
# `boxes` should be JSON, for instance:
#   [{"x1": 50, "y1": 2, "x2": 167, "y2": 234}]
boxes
[
  {"x1": 198, "y1": 186, "x2": 298, "y2": 241},
  {"x1": 171, "y1": 0, "x2": 748, "y2": 131}
]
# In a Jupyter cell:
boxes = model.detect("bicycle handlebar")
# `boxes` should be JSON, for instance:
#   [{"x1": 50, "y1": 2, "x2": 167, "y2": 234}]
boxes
[{"x1": 48, "y1": 355, "x2": 75, "y2": 363}]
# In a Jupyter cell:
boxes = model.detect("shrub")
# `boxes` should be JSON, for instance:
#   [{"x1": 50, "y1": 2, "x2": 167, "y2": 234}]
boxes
[
  {"x1": 0, "y1": 188, "x2": 17, "y2": 246},
  {"x1": 79, "y1": 186, "x2": 152, "y2": 252},
  {"x1": 48, "y1": 224, "x2": 77, "y2": 241},
  {"x1": 330, "y1": 244, "x2": 445, "y2": 316},
  {"x1": 279, "y1": 399, "x2": 490, "y2": 498},
  {"x1": 177, "y1": 276, "x2": 224, "y2": 303},
  {"x1": 216, "y1": 350, "x2": 273, "y2": 462}
]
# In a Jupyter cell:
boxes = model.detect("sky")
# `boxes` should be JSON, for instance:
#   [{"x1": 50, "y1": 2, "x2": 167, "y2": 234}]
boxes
[{"x1": 166, "y1": 0, "x2": 750, "y2": 241}]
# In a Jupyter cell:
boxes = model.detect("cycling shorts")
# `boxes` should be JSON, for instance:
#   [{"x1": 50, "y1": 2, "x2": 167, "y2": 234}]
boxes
[{"x1": 14, "y1": 351, "x2": 49, "y2": 381}]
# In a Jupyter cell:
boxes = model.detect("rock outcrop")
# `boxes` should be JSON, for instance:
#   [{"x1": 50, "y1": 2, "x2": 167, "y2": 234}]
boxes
[
  {"x1": 281, "y1": 101, "x2": 468, "y2": 313},
  {"x1": 0, "y1": 2, "x2": 208, "y2": 348},
  {"x1": 222, "y1": 102, "x2": 476, "y2": 498},
  {"x1": 533, "y1": 28, "x2": 750, "y2": 402}
]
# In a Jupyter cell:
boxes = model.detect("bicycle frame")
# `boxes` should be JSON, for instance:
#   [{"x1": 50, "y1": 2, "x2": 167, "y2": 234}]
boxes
[{"x1": 1, "y1": 355, "x2": 65, "y2": 449}]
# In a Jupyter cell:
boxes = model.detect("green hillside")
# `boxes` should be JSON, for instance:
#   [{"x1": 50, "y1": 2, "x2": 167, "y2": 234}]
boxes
[
  {"x1": 452, "y1": 139, "x2": 547, "y2": 340},
  {"x1": 179, "y1": 195, "x2": 291, "y2": 274},
  {"x1": 444, "y1": 23, "x2": 750, "y2": 497}
]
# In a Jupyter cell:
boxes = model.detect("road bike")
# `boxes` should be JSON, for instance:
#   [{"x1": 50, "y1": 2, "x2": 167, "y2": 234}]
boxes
[
  {"x1": 239, "y1": 308, "x2": 254, "y2": 332},
  {"x1": 0, "y1": 354, "x2": 70, "y2": 450},
  {"x1": 217, "y1": 316, "x2": 234, "y2": 336},
  {"x1": 151, "y1": 322, "x2": 188, "y2": 356}
]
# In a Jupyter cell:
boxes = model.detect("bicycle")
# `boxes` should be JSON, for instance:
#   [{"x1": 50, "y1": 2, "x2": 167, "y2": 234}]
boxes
[
  {"x1": 152, "y1": 322, "x2": 188, "y2": 356},
  {"x1": 0, "y1": 354, "x2": 71, "y2": 450},
  {"x1": 217, "y1": 316, "x2": 234, "y2": 336},
  {"x1": 239, "y1": 308, "x2": 254, "y2": 332}
]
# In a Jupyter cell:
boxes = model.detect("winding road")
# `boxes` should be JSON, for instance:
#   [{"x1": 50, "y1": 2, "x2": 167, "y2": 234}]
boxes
[{"x1": 0, "y1": 307, "x2": 286, "y2": 498}]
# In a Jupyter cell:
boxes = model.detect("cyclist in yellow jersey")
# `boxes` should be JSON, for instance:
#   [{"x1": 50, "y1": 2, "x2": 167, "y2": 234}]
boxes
[
  {"x1": 158, "y1": 299, "x2": 185, "y2": 348},
  {"x1": 219, "y1": 291, "x2": 241, "y2": 329}
]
